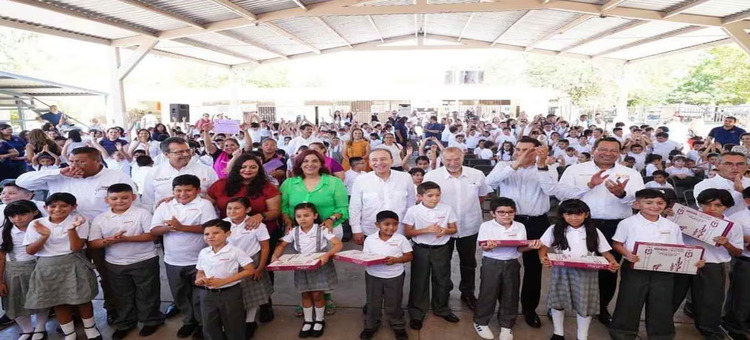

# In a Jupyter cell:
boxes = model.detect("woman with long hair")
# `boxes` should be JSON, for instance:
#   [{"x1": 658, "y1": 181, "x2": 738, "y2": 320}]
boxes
[
  {"x1": 341, "y1": 128, "x2": 370, "y2": 171},
  {"x1": 24, "y1": 129, "x2": 60, "y2": 163}
]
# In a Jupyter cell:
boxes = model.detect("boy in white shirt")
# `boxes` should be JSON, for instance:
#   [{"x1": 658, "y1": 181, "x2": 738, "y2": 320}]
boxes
[
  {"x1": 150, "y1": 174, "x2": 218, "y2": 339},
  {"x1": 360, "y1": 210, "x2": 413, "y2": 340},
  {"x1": 449, "y1": 134, "x2": 468, "y2": 152},
  {"x1": 723, "y1": 187, "x2": 750, "y2": 339},
  {"x1": 644, "y1": 171, "x2": 674, "y2": 189},
  {"x1": 344, "y1": 157, "x2": 366, "y2": 195},
  {"x1": 627, "y1": 144, "x2": 646, "y2": 172},
  {"x1": 89, "y1": 183, "x2": 164, "y2": 338}
]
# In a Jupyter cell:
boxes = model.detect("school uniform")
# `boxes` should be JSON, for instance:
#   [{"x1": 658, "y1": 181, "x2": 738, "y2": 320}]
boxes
[
  {"x1": 0, "y1": 226, "x2": 44, "y2": 319},
  {"x1": 644, "y1": 181, "x2": 674, "y2": 189},
  {"x1": 403, "y1": 202, "x2": 458, "y2": 321},
  {"x1": 672, "y1": 215, "x2": 743, "y2": 340},
  {"x1": 150, "y1": 197, "x2": 218, "y2": 327},
  {"x1": 723, "y1": 208, "x2": 750, "y2": 335},
  {"x1": 22, "y1": 215, "x2": 99, "y2": 309},
  {"x1": 225, "y1": 217, "x2": 273, "y2": 310},
  {"x1": 608, "y1": 213, "x2": 683, "y2": 340},
  {"x1": 89, "y1": 206, "x2": 164, "y2": 331},
  {"x1": 473, "y1": 220, "x2": 526, "y2": 328},
  {"x1": 362, "y1": 232, "x2": 412, "y2": 330},
  {"x1": 196, "y1": 244, "x2": 253, "y2": 340},
  {"x1": 280, "y1": 224, "x2": 338, "y2": 292}
]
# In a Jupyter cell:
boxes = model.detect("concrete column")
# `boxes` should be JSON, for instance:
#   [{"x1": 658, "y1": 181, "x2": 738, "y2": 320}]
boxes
[{"x1": 107, "y1": 47, "x2": 126, "y2": 127}]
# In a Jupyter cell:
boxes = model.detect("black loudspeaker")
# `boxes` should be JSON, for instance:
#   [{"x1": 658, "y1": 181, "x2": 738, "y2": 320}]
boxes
[{"x1": 169, "y1": 104, "x2": 189, "y2": 122}]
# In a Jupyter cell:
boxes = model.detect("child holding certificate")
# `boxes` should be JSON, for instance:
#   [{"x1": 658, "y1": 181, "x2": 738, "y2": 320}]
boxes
[
  {"x1": 672, "y1": 189, "x2": 743, "y2": 340},
  {"x1": 608, "y1": 189, "x2": 685, "y2": 340},
  {"x1": 723, "y1": 187, "x2": 750, "y2": 340},
  {"x1": 538, "y1": 199, "x2": 619, "y2": 340}
]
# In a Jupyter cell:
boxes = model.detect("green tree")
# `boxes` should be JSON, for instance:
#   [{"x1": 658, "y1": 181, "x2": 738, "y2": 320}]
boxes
[
  {"x1": 524, "y1": 56, "x2": 611, "y2": 106},
  {"x1": 668, "y1": 46, "x2": 750, "y2": 105}
]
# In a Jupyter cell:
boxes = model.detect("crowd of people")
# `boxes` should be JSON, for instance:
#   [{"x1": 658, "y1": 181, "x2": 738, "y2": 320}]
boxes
[{"x1": 0, "y1": 108, "x2": 749, "y2": 340}]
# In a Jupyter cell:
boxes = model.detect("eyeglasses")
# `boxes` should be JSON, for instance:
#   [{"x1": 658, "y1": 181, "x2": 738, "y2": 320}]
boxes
[
  {"x1": 495, "y1": 211, "x2": 515, "y2": 216},
  {"x1": 169, "y1": 150, "x2": 191, "y2": 155}
]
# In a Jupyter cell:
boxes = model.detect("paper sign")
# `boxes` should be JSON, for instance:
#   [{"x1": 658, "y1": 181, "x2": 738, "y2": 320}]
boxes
[
  {"x1": 263, "y1": 158, "x2": 284, "y2": 173},
  {"x1": 212, "y1": 119, "x2": 241, "y2": 135},
  {"x1": 333, "y1": 250, "x2": 388, "y2": 266},
  {"x1": 668, "y1": 203, "x2": 733, "y2": 246},
  {"x1": 632, "y1": 242, "x2": 704, "y2": 275},
  {"x1": 267, "y1": 253, "x2": 323, "y2": 271},
  {"x1": 547, "y1": 253, "x2": 611, "y2": 270}
]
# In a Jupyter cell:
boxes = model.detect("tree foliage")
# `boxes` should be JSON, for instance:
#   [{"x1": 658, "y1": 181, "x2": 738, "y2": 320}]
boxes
[
  {"x1": 524, "y1": 56, "x2": 611, "y2": 107},
  {"x1": 667, "y1": 46, "x2": 750, "y2": 105}
]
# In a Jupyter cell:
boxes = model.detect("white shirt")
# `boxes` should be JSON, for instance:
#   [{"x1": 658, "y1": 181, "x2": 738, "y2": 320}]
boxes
[
  {"x1": 375, "y1": 144, "x2": 404, "y2": 167},
  {"x1": 539, "y1": 224, "x2": 611, "y2": 257},
  {"x1": 652, "y1": 140, "x2": 681, "y2": 159},
  {"x1": 363, "y1": 232, "x2": 412, "y2": 279},
  {"x1": 562, "y1": 154, "x2": 579, "y2": 166},
  {"x1": 486, "y1": 162, "x2": 557, "y2": 216},
  {"x1": 628, "y1": 152, "x2": 646, "y2": 171},
  {"x1": 477, "y1": 220, "x2": 526, "y2": 260},
  {"x1": 424, "y1": 166, "x2": 493, "y2": 237},
  {"x1": 344, "y1": 169, "x2": 363, "y2": 195},
  {"x1": 495, "y1": 134, "x2": 516, "y2": 146},
  {"x1": 105, "y1": 158, "x2": 131, "y2": 176},
  {"x1": 694, "y1": 175, "x2": 750, "y2": 217},
  {"x1": 557, "y1": 162, "x2": 645, "y2": 220},
  {"x1": 402, "y1": 203, "x2": 457, "y2": 245},
  {"x1": 686, "y1": 149, "x2": 702, "y2": 162},
  {"x1": 89, "y1": 206, "x2": 157, "y2": 265},
  {"x1": 683, "y1": 214, "x2": 743, "y2": 263},
  {"x1": 645, "y1": 164, "x2": 659, "y2": 177},
  {"x1": 612, "y1": 213, "x2": 684, "y2": 253},
  {"x1": 645, "y1": 181, "x2": 674, "y2": 189},
  {"x1": 150, "y1": 197, "x2": 218, "y2": 266},
  {"x1": 132, "y1": 165, "x2": 152, "y2": 196},
  {"x1": 727, "y1": 208, "x2": 750, "y2": 258},
  {"x1": 142, "y1": 159, "x2": 218, "y2": 210},
  {"x1": 196, "y1": 244, "x2": 253, "y2": 288},
  {"x1": 286, "y1": 135, "x2": 322, "y2": 154},
  {"x1": 478, "y1": 149, "x2": 494, "y2": 160},
  {"x1": 665, "y1": 166, "x2": 694, "y2": 177},
  {"x1": 1, "y1": 226, "x2": 36, "y2": 262},
  {"x1": 225, "y1": 216, "x2": 270, "y2": 257},
  {"x1": 280, "y1": 224, "x2": 336, "y2": 254},
  {"x1": 23, "y1": 215, "x2": 90, "y2": 257},
  {"x1": 349, "y1": 170, "x2": 416, "y2": 236},
  {"x1": 15, "y1": 168, "x2": 136, "y2": 220}
]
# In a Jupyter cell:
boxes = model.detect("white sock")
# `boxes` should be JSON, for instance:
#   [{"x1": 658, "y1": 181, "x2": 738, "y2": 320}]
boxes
[
  {"x1": 303, "y1": 307, "x2": 313, "y2": 322},
  {"x1": 15, "y1": 315, "x2": 33, "y2": 340},
  {"x1": 246, "y1": 307, "x2": 258, "y2": 323},
  {"x1": 551, "y1": 309, "x2": 565, "y2": 336},
  {"x1": 576, "y1": 314, "x2": 591, "y2": 340},
  {"x1": 314, "y1": 306, "x2": 325, "y2": 322},
  {"x1": 34, "y1": 310, "x2": 49, "y2": 332},
  {"x1": 60, "y1": 321, "x2": 76, "y2": 340},
  {"x1": 81, "y1": 317, "x2": 100, "y2": 339}
]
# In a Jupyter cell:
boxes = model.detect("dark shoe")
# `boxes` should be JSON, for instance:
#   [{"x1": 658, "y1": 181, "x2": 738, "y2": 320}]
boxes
[
  {"x1": 438, "y1": 313, "x2": 460, "y2": 323},
  {"x1": 106, "y1": 313, "x2": 116, "y2": 325},
  {"x1": 112, "y1": 327, "x2": 134, "y2": 340},
  {"x1": 165, "y1": 303, "x2": 180, "y2": 318},
  {"x1": 299, "y1": 321, "x2": 313, "y2": 338},
  {"x1": 597, "y1": 311, "x2": 612, "y2": 325},
  {"x1": 192, "y1": 326, "x2": 204, "y2": 340},
  {"x1": 551, "y1": 335, "x2": 565, "y2": 340},
  {"x1": 409, "y1": 319, "x2": 422, "y2": 330},
  {"x1": 259, "y1": 303, "x2": 274, "y2": 323},
  {"x1": 362, "y1": 303, "x2": 367, "y2": 315},
  {"x1": 721, "y1": 325, "x2": 749, "y2": 340},
  {"x1": 246, "y1": 322, "x2": 258, "y2": 338},
  {"x1": 310, "y1": 321, "x2": 325, "y2": 338},
  {"x1": 176, "y1": 324, "x2": 197, "y2": 338},
  {"x1": 359, "y1": 328, "x2": 377, "y2": 339},
  {"x1": 0, "y1": 313, "x2": 13, "y2": 327},
  {"x1": 139, "y1": 324, "x2": 160, "y2": 337},
  {"x1": 394, "y1": 329, "x2": 408, "y2": 340},
  {"x1": 461, "y1": 295, "x2": 478, "y2": 311},
  {"x1": 524, "y1": 312, "x2": 542, "y2": 328}
]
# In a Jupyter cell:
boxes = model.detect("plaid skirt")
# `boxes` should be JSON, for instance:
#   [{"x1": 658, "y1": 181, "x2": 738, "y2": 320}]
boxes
[
  {"x1": 25, "y1": 252, "x2": 98, "y2": 309},
  {"x1": 2, "y1": 260, "x2": 44, "y2": 319},
  {"x1": 293, "y1": 260, "x2": 337, "y2": 293},
  {"x1": 547, "y1": 266, "x2": 599, "y2": 317},
  {"x1": 240, "y1": 253, "x2": 274, "y2": 308}
]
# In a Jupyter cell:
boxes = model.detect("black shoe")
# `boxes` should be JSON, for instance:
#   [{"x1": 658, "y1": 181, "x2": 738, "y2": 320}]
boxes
[
  {"x1": 106, "y1": 313, "x2": 116, "y2": 325},
  {"x1": 394, "y1": 329, "x2": 408, "y2": 340},
  {"x1": 461, "y1": 295, "x2": 478, "y2": 311},
  {"x1": 0, "y1": 313, "x2": 13, "y2": 327},
  {"x1": 359, "y1": 328, "x2": 377, "y2": 339},
  {"x1": 246, "y1": 322, "x2": 258, "y2": 338},
  {"x1": 177, "y1": 324, "x2": 197, "y2": 338},
  {"x1": 165, "y1": 303, "x2": 180, "y2": 318},
  {"x1": 310, "y1": 321, "x2": 325, "y2": 338},
  {"x1": 438, "y1": 313, "x2": 460, "y2": 323},
  {"x1": 258, "y1": 303, "x2": 274, "y2": 323},
  {"x1": 409, "y1": 319, "x2": 423, "y2": 330},
  {"x1": 192, "y1": 326, "x2": 204, "y2": 340},
  {"x1": 551, "y1": 335, "x2": 565, "y2": 340},
  {"x1": 597, "y1": 311, "x2": 612, "y2": 325},
  {"x1": 112, "y1": 327, "x2": 134, "y2": 340},
  {"x1": 721, "y1": 325, "x2": 749, "y2": 340},
  {"x1": 299, "y1": 321, "x2": 313, "y2": 338},
  {"x1": 139, "y1": 324, "x2": 160, "y2": 337},
  {"x1": 362, "y1": 303, "x2": 368, "y2": 315},
  {"x1": 524, "y1": 312, "x2": 542, "y2": 328}
]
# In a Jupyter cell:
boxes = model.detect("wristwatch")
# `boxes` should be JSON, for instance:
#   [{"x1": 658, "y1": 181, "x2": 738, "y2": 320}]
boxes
[
  {"x1": 329, "y1": 215, "x2": 339, "y2": 222},
  {"x1": 537, "y1": 166, "x2": 549, "y2": 171}
]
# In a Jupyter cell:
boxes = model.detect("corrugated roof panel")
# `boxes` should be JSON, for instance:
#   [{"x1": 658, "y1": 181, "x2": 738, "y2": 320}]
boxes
[
  {"x1": 497, "y1": 10, "x2": 580, "y2": 47},
  {"x1": 22, "y1": 0, "x2": 160, "y2": 34},
  {"x1": 359, "y1": 0, "x2": 413, "y2": 6},
  {"x1": 425, "y1": 13, "x2": 472, "y2": 38},
  {"x1": 274, "y1": 17, "x2": 347, "y2": 50},
  {"x1": 682, "y1": 0, "x2": 750, "y2": 17},
  {"x1": 230, "y1": 0, "x2": 299, "y2": 15},
  {"x1": 225, "y1": 25, "x2": 312, "y2": 56},
  {"x1": 534, "y1": 16, "x2": 631, "y2": 51},
  {"x1": 568, "y1": 20, "x2": 689, "y2": 55},
  {"x1": 145, "y1": 0, "x2": 241, "y2": 24},
  {"x1": 187, "y1": 32, "x2": 279, "y2": 60},
  {"x1": 49, "y1": 0, "x2": 188, "y2": 32},
  {"x1": 154, "y1": 40, "x2": 248, "y2": 64},
  {"x1": 567, "y1": 0, "x2": 604, "y2": 4},
  {"x1": 620, "y1": 0, "x2": 685, "y2": 11},
  {"x1": 607, "y1": 26, "x2": 728, "y2": 59},
  {"x1": 371, "y1": 14, "x2": 416, "y2": 39},
  {"x1": 427, "y1": 0, "x2": 479, "y2": 4},
  {"x1": 321, "y1": 15, "x2": 381, "y2": 45},
  {"x1": 459, "y1": 11, "x2": 528, "y2": 42}
]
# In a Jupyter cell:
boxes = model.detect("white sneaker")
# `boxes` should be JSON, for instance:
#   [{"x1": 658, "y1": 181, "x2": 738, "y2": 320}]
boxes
[
  {"x1": 473, "y1": 322, "x2": 494, "y2": 340},
  {"x1": 498, "y1": 327, "x2": 513, "y2": 340}
]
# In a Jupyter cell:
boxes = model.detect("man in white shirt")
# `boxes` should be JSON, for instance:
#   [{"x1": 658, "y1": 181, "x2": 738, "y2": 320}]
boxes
[
  {"x1": 423, "y1": 147, "x2": 493, "y2": 311},
  {"x1": 651, "y1": 132, "x2": 682, "y2": 159},
  {"x1": 485, "y1": 137, "x2": 557, "y2": 328},
  {"x1": 693, "y1": 152, "x2": 750, "y2": 216},
  {"x1": 557, "y1": 137, "x2": 644, "y2": 324},
  {"x1": 285, "y1": 124, "x2": 322, "y2": 154}
]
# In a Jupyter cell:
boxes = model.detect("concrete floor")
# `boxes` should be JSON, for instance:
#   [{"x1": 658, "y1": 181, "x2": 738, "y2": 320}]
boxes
[{"x1": 0, "y1": 241, "x2": 723, "y2": 340}]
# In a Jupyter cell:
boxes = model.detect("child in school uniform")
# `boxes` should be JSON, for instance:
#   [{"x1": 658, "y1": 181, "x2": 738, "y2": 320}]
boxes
[
  {"x1": 22, "y1": 193, "x2": 102, "y2": 340},
  {"x1": 608, "y1": 189, "x2": 699, "y2": 340},
  {"x1": 150, "y1": 174, "x2": 219, "y2": 339},
  {"x1": 672, "y1": 188, "x2": 743, "y2": 340},
  {"x1": 272, "y1": 203, "x2": 343, "y2": 338},
  {"x1": 403, "y1": 181, "x2": 458, "y2": 330},
  {"x1": 473, "y1": 197, "x2": 542, "y2": 340},
  {"x1": 0, "y1": 182, "x2": 46, "y2": 222},
  {"x1": 722, "y1": 186, "x2": 750, "y2": 340},
  {"x1": 0, "y1": 201, "x2": 48, "y2": 340},
  {"x1": 88, "y1": 183, "x2": 164, "y2": 339},
  {"x1": 360, "y1": 210, "x2": 413, "y2": 340},
  {"x1": 223, "y1": 197, "x2": 273, "y2": 338},
  {"x1": 195, "y1": 219, "x2": 256, "y2": 340},
  {"x1": 538, "y1": 199, "x2": 619, "y2": 340}
]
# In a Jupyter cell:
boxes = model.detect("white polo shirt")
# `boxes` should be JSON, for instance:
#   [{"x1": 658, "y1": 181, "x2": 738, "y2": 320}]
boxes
[
  {"x1": 196, "y1": 244, "x2": 253, "y2": 288},
  {"x1": 683, "y1": 214, "x2": 743, "y2": 264},
  {"x1": 612, "y1": 213, "x2": 683, "y2": 253},
  {"x1": 557, "y1": 162, "x2": 645, "y2": 220},
  {"x1": 402, "y1": 203, "x2": 457, "y2": 246},
  {"x1": 363, "y1": 232, "x2": 413, "y2": 279},
  {"x1": 225, "y1": 216, "x2": 270, "y2": 257},
  {"x1": 142, "y1": 159, "x2": 218, "y2": 210},
  {"x1": 694, "y1": 175, "x2": 750, "y2": 217},
  {"x1": 280, "y1": 224, "x2": 336, "y2": 254},
  {"x1": 423, "y1": 166, "x2": 493, "y2": 237},
  {"x1": 477, "y1": 220, "x2": 527, "y2": 260},
  {"x1": 1, "y1": 226, "x2": 36, "y2": 262},
  {"x1": 150, "y1": 197, "x2": 218, "y2": 266},
  {"x1": 539, "y1": 224, "x2": 611, "y2": 257},
  {"x1": 89, "y1": 206, "x2": 158, "y2": 265},
  {"x1": 728, "y1": 209, "x2": 750, "y2": 258},
  {"x1": 349, "y1": 170, "x2": 416, "y2": 236},
  {"x1": 23, "y1": 215, "x2": 90, "y2": 257}
]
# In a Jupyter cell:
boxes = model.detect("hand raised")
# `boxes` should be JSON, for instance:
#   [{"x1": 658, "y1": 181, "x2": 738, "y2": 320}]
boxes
[{"x1": 588, "y1": 169, "x2": 609, "y2": 188}]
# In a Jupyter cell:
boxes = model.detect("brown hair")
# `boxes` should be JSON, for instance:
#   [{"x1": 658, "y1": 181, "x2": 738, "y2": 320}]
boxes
[{"x1": 292, "y1": 149, "x2": 330, "y2": 178}]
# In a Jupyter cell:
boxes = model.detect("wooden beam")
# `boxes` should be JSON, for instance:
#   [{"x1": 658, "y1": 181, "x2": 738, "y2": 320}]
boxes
[
  {"x1": 593, "y1": 25, "x2": 704, "y2": 57},
  {"x1": 723, "y1": 21, "x2": 750, "y2": 56},
  {"x1": 559, "y1": 20, "x2": 647, "y2": 54},
  {"x1": 367, "y1": 15, "x2": 384, "y2": 42},
  {"x1": 264, "y1": 22, "x2": 321, "y2": 53},
  {"x1": 205, "y1": 0, "x2": 257, "y2": 20},
  {"x1": 291, "y1": 0, "x2": 308, "y2": 10},
  {"x1": 662, "y1": 0, "x2": 711, "y2": 19},
  {"x1": 114, "y1": 0, "x2": 206, "y2": 29},
  {"x1": 492, "y1": 10, "x2": 533, "y2": 46},
  {"x1": 457, "y1": 13, "x2": 474, "y2": 41},
  {"x1": 722, "y1": 9, "x2": 750, "y2": 25},
  {"x1": 526, "y1": 14, "x2": 594, "y2": 51},
  {"x1": 314, "y1": 17, "x2": 352, "y2": 48},
  {"x1": 0, "y1": 16, "x2": 111, "y2": 45},
  {"x1": 118, "y1": 39, "x2": 157, "y2": 80},
  {"x1": 601, "y1": 0, "x2": 627, "y2": 12},
  {"x1": 175, "y1": 38, "x2": 259, "y2": 62},
  {"x1": 626, "y1": 38, "x2": 731, "y2": 64}
]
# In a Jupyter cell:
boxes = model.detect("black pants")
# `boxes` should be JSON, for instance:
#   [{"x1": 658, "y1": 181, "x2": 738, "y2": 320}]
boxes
[
  {"x1": 199, "y1": 285, "x2": 245, "y2": 340},
  {"x1": 723, "y1": 257, "x2": 750, "y2": 334},
  {"x1": 515, "y1": 214, "x2": 549, "y2": 314},
  {"x1": 449, "y1": 234, "x2": 478, "y2": 296},
  {"x1": 609, "y1": 262, "x2": 675, "y2": 340},
  {"x1": 673, "y1": 262, "x2": 727, "y2": 340},
  {"x1": 592, "y1": 218, "x2": 622, "y2": 314},
  {"x1": 408, "y1": 243, "x2": 453, "y2": 321},
  {"x1": 107, "y1": 257, "x2": 165, "y2": 330}
]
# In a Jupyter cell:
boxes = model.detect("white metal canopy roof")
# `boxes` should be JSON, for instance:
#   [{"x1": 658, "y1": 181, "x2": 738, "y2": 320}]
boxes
[
  {"x1": 1, "y1": 0, "x2": 749, "y2": 68},
  {"x1": 0, "y1": 70, "x2": 106, "y2": 109}
]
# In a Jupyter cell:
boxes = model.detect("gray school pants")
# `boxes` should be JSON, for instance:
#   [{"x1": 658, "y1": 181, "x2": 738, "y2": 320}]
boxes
[
  {"x1": 199, "y1": 284, "x2": 246, "y2": 340},
  {"x1": 722, "y1": 257, "x2": 750, "y2": 334},
  {"x1": 365, "y1": 273, "x2": 405, "y2": 330},
  {"x1": 473, "y1": 257, "x2": 520, "y2": 328},
  {"x1": 609, "y1": 262, "x2": 675, "y2": 340},
  {"x1": 408, "y1": 243, "x2": 453, "y2": 321},
  {"x1": 106, "y1": 257, "x2": 165, "y2": 330},
  {"x1": 672, "y1": 262, "x2": 727, "y2": 340},
  {"x1": 165, "y1": 263, "x2": 201, "y2": 326}
]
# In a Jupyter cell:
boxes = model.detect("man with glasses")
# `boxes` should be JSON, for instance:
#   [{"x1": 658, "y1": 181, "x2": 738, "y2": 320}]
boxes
[{"x1": 694, "y1": 152, "x2": 750, "y2": 216}]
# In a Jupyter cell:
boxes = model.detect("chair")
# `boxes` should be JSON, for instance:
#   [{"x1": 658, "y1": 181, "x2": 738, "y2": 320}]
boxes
[
  {"x1": 683, "y1": 189, "x2": 696, "y2": 208},
  {"x1": 464, "y1": 153, "x2": 477, "y2": 160},
  {"x1": 474, "y1": 164, "x2": 494, "y2": 176},
  {"x1": 468, "y1": 159, "x2": 492, "y2": 167},
  {"x1": 654, "y1": 188, "x2": 678, "y2": 206},
  {"x1": 642, "y1": 176, "x2": 653, "y2": 184}
]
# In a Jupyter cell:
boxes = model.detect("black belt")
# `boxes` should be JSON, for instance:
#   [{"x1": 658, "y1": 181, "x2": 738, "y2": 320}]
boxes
[
  {"x1": 591, "y1": 218, "x2": 623, "y2": 222},
  {"x1": 413, "y1": 242, "x2": 449, "y2": 249},
  {"x1": 737, "y1": 256, "x2": 750, "y2": 262},
  {"x1": 200, "y1": 285, "x2": 237, "y2": 293},
  {"x1": 515, "y1": 214, "x2": 547, "y2": 220}
]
